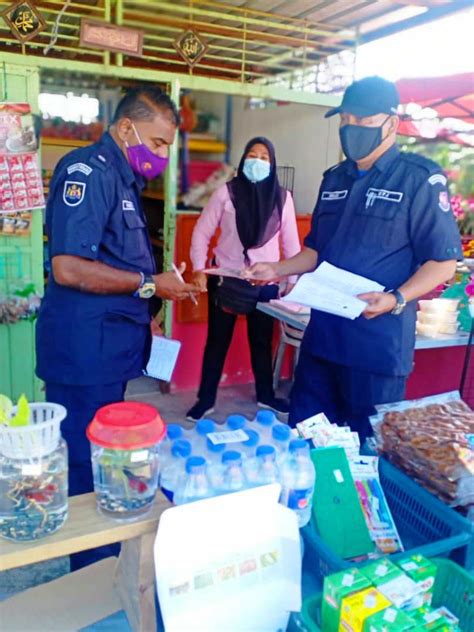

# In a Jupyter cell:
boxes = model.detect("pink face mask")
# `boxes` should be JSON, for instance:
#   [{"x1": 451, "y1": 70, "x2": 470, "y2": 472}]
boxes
[{"x1": 125, "y1": 123, "x2": 169, "y2": 180}]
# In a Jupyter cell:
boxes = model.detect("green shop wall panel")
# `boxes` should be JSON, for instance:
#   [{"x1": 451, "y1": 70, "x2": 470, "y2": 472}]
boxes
[{"x1": 0, "y1": 63, "x2": 44, "y2": 401}]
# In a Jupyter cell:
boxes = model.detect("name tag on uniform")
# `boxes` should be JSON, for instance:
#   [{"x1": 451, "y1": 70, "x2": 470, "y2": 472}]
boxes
[
  {"x1": 321, "y1": 190, "x2": 348, "y2": 201},
  {"x1": 365, "y1": 188, "x2": 403, "y2": 208},
  {"x1": 122, "y1": 200, "x2": 136, "y2": 211}
]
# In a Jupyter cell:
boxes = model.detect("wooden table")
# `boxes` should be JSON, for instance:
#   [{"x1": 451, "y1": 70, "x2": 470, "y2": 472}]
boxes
[{"x1": 0, "y1": 492, "x2": 171, "y2": 632}]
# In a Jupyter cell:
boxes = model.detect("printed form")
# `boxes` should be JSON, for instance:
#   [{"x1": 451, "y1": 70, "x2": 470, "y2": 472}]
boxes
[{"x1": 282, "y1": 262, "x2": 385, "y2": 320}]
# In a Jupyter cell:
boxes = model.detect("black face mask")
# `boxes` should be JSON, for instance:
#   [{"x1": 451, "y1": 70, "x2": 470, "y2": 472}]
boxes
[{"x1": 339, "y1": 116, "x2": 390, "y2": 161}]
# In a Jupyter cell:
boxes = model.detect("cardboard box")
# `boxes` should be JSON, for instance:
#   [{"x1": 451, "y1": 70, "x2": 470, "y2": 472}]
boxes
[
  {"x1": 322, "y1": 569, "x2": 372, "y2": 632},
  {"x1": 410, "y1": 606, "x2": 457, "y2": 630},
  {"x1": 362, "y1": 559, "x2": 422, "y2": 609},
  {"x1": 339, "y1": 587, "x2": 391, "y2": 632},
  {"x1": 363, "y1": 606, "x2": 417, "y2": 631},
  {"x1": 397, "y1": 555, "x2": 437, "y2": 607}
]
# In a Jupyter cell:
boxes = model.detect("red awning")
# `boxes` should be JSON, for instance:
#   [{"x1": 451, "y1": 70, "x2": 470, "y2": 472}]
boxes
[
  {"x1": 397, "y1": 72, "x2": 474, "y2": 123},
  {"x1": 396, "y1": 73, "x2": 474, "y2": 145}
]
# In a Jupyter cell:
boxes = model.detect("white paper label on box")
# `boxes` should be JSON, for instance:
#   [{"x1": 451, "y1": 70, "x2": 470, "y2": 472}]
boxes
[
  {"x1": 342, "y1": 573, "x2": 354, "y2": 587},
  {"x1": 131, "y1": 449, "x2": 149, "y2": 463},
  {"x1": 207, "y1": 430, "x2": 249, "y2": 445},
  {"x1": 333, "y1": 469, "x2": 344, "y2": 483},
  {"x1": 401, "y1": 561, "x2": 418, "y2": 571},
  {"x1": 383, "y1": 609, "x2": 397, "y2": 623},
  {"x1": 22, "y1": 463, "x2": 42, "y2": 476},
  {"x1": 376, "y1": 565, "x2": 389, "y2": 577}
]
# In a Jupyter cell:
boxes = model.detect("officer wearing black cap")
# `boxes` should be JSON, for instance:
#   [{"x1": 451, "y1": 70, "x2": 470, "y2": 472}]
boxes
[{"x1": 247, "y1": 76, "x2": 462, "y2": 442}]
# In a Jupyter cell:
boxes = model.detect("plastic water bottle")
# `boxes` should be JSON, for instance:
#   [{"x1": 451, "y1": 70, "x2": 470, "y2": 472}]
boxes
[
  {"x1": 160, "y1": 439, "x2": 192, "y2": 502},
  {"x1": 271, "y1": 423, "x2": 291, "y2": 455},
  {"x1": 279, "y1": 439, "x2": 315, "y2": 528},
  {"x1": 158, "y1": 423, "x2": 185, "y2": 472},
  {"x1": 221, "y1": 451, "x2": 246, "y2": 494},
  {"x1": 239, "y1": 429, "x2": 260, "y2": 459},
  {"x1": 225, "y1": 414, "x2": 247, "y2": 432},
  {"x1": 206, "y1": 437, "x2": 226, "y2": 463},
  {"x1": 251, "y1": 445, "x2": 279, "y2": 486},
  {"x1": 174, "y1": 456, "x2": 212, "y2": 505},
  {"x1": 254, "y1": 410, "x2": 276, "y2": 443},
  {"x1": 192, "y1": 419, "x2": 217, "y2": 453}
]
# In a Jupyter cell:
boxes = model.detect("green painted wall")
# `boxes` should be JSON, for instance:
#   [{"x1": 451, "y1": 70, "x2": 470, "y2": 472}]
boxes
[{"x1": 0, "y1": 63, "x2": 44, "y2": 401}]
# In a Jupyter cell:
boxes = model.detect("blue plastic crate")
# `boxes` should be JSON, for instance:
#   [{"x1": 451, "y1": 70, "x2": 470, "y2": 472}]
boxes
[{"x1": 302, "y1": 457, "x2": 474, "y2": 583}]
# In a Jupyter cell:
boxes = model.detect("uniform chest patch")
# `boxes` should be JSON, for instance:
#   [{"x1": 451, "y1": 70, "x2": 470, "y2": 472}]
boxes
[
  {"x1": 122, "y1": 200, "x2": 136, "y2": 211},
  {"x1": 439, "y1": 191, "x2": 450, "y2": 212},
  {"x1": 365, "y1": 188, "x2": 403, "y2": 208},
  {"x1": 63, "y1": 181, "x2": 86, "y2": 207},
  {"x1": 321, "y1": 190, "x2": 348, "y2": 201}
]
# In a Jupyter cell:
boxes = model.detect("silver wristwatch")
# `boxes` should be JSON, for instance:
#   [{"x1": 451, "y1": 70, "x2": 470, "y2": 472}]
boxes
[{"x1": 389, "y1": 289, "x2": 406, "y2": 315}]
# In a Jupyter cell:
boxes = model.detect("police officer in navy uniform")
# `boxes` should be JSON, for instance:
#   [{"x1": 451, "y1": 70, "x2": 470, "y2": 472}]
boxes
[
  {"x1": 247, "y1": 76, "x2": 462, "y2": 442},
  {"x1": 36, "y1": 87, "x2": 198, "y2": 567}
]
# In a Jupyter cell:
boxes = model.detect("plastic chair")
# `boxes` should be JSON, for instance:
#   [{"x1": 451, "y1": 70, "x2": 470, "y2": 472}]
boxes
[{"x1": 273, "y1": 321, "x2": 304, "y2": 391}]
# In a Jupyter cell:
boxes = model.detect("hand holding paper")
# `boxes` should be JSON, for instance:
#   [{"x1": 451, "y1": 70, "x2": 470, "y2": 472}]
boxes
[{"x1": 282, "y1": 262, "x2": 385, "y2": 320}]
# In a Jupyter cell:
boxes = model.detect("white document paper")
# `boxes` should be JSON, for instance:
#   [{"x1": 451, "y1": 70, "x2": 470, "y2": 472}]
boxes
[
  {"x1": 282, "y1": 262, "x2": 385, "y2": 320},
  {"x1": 144, "y1": 336, "x2": 181, "y2": 382}
]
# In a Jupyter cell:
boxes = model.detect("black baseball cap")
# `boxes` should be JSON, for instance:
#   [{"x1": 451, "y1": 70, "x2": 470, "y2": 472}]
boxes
[{"x1": 325, "y1": 76, "x2": 400, "y2": 119}]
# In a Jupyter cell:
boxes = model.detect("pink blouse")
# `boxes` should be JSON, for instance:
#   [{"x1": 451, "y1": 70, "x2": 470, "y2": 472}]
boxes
[{"x1": 190, "y1": 184, "x2": 301, "y2": 275}]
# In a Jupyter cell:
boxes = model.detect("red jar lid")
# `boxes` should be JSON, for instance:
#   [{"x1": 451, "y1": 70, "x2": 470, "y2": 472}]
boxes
[{"x1": 86, "y1": 402, "x2": 166, "y2": 450}]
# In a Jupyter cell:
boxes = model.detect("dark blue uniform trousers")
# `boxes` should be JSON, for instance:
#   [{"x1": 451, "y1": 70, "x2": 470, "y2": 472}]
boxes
[
  {"x1": 46, "y1": 382, "x2": 126, "y2": 571},
  {"x1": 288, "y1": 349, "x2": 407, "y2": 443}
]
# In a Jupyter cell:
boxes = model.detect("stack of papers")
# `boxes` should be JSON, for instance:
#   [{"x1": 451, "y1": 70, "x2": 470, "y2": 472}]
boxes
[
  {"x1": 296, "y1": 413, "x2": 360, "y2": 460},
  {"x1": 282, "y1": 262, "x2": 385, "y2": 320}
]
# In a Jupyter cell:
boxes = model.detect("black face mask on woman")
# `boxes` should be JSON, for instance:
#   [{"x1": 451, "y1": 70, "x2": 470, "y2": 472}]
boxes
[{"x1": 339, "y1": 115, "x2": 391, "y2": 161}]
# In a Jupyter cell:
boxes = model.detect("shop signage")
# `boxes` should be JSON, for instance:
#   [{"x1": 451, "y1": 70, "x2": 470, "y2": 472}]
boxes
[
  {"x1": 174, "y1": 29, "x2": 208, "y2": 68},
  {"x1": 1, "y1": 0, "x2": 46, "y2": 43},
  {"x1": 80, "y1": 19, "x2": 144, "y2": 56}
]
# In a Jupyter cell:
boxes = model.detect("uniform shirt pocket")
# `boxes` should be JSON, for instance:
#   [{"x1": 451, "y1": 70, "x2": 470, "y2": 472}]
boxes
[
  {"x1": 355, "y1": 189, "x2": 406, "y2": 248},
  {"x1": 122, "y1": 210, "x2": 148, "y2": 265}
]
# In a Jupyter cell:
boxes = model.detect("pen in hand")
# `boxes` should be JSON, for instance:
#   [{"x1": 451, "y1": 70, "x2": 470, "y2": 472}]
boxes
[{"x1": 172, "y1": 263, "x2": 198, "y2": 305}]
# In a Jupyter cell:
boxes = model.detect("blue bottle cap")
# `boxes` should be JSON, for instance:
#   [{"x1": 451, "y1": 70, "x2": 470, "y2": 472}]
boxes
[
  {"x1": 171, "y1": 439, "x2": 192, "y2": 459},
  {"x1": 167, "y1": 423, "x2": 184, "y2": 441},
  {"x1": 196, "y1": 419, "x2": 216, "y2": 436},
  {"x1": 222, "y1": 450, "x2": 242, "y2": 464},
  {"x1": 256, "y1": 445, "x2": 276, "y2": 458},
  {"x1": 256, "y1": 410, "x2": 276, "y2": 426},
  {"x1": 272, "y1": 423, "x2": 291, "y2": 442},
  {"x1": 289, "y1": 439, "x2": 309, "y2": 453},
  {"x1": 206, "y1": 438, "x2": 226, "y2": 452},
  {"x1": 186, "y1": 456, "x2": 206, "y2": 473},
  {"x1": 242, "y1": 429, "x2": 260, "y2": 447},
  {"x1": 226, "y1": 414, "x2": 247, "y2": 431}
]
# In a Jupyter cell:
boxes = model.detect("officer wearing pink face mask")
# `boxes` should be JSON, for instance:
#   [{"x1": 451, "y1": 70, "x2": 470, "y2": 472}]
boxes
[{"x1": 36, "y1": 87, "x2": 198, "y2": 569}]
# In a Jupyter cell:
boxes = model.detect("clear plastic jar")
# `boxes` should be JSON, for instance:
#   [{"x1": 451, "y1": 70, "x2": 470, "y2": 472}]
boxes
[
  {"x1": 91, "y1": 444, "x2": 159, "y2": 518},
  {"x1": 87, "y1": 402, "x2": 166, "y2": 520},
  {"x1": 0, "y1": 403, "x2": 68, "y2": 541}
]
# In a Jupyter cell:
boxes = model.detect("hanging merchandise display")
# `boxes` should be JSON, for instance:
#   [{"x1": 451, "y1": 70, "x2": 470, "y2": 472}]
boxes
[{"x1": 0, "y1": 102, "x2": 44, "y2": 214}]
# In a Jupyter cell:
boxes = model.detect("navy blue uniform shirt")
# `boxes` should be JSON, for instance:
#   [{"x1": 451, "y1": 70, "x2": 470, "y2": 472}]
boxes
[
  {"x1": 36, "y1": 132, "x2": 156, "y2": 385},
  {"x1": 303, "y1": 145, "x2": 462, "y2": 376}
]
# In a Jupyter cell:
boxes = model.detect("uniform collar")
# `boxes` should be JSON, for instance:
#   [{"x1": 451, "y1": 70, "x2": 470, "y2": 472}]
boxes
[
  {"x1": 344, "y1": 143, "x2": 399, "y2": 178},
  {"x1": 100, "y1": 131, "x2": 145, "y2": 190}
]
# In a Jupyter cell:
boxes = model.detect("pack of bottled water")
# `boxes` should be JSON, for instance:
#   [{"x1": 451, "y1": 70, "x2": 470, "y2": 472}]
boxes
[{"x1": 158, "y1": 411, "x2": 315, "y2": 527}]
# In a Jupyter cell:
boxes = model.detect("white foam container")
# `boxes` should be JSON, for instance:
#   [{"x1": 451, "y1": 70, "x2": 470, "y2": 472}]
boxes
[
  {"x1": 417, "y1": 310, "x2": 459, "y2": 325},
  {"x1": 418, "y1": 298, "x2": 460, "y2": 314}
]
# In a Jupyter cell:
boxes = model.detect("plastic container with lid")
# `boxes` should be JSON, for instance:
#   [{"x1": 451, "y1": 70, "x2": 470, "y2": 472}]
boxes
[
  {"x1": 417, "y1": 310, "x2": 459, "y2": 325},
  {"x1": 224, "y1": 414, "x2": 247, "y2": 432},
  {"x1": 160, "y1": 439, "x2": 192, "y2": 502},
  {"x1": 418, "y1": 298, "x2": 460, "y2": 314},
  {"x1": 174, "y1": 456, "x2": 212, "y2": 505},
  {"x1": 87, "y1": 402, "x2": 166, "y2": 520},
  {"x1": 0, "y1": 402, "x2": 68, "y2": 541},
  {"x1": 254, "y1": 410, "x2": 277, "y2": 443},
  {"x1": 239, "y1": 429, "x2": 260, "y2": 459}
]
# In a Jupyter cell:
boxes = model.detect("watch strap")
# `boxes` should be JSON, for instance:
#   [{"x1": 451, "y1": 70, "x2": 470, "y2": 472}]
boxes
[{"x1": 133, "y1": 271, "x2": 145, "y2": 297}]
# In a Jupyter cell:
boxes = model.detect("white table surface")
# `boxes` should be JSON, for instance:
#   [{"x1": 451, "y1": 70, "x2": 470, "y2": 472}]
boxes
[{"x1": 257, "y1": 302, "x2": 471, "y2": 350}]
